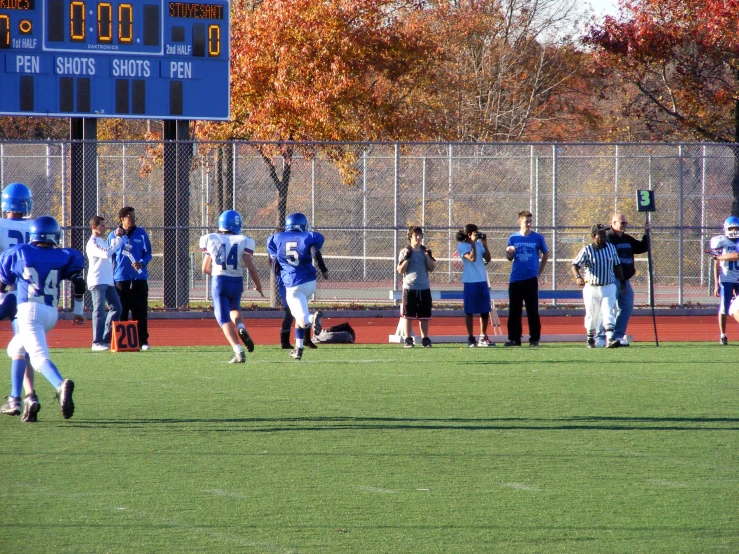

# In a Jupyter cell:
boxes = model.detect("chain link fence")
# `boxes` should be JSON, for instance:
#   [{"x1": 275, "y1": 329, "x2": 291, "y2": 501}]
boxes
[{"x1": 0, "y1": 141, "x2": 733, "y2": 309}]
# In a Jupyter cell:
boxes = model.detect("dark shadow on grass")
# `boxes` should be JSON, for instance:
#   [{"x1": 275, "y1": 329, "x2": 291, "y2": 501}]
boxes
[{"x1": 69, "y1": 415, "x2": 739, "y2": 432}]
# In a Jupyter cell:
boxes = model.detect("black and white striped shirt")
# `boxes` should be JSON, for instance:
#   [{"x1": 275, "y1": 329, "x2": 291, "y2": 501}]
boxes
[{"x1": 572, "y1": 242, "x2": 621, "y2": 285}]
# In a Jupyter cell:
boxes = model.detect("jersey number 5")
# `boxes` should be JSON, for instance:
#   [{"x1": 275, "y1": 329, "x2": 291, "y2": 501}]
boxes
[{"x1": 285, "y1": 241, "x2": 299, "y2": 267}]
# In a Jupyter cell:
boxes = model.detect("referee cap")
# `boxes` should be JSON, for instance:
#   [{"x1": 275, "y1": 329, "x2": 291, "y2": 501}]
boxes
[{"x1": 591, "y1": 223, "x2": 609, "y2": 236}]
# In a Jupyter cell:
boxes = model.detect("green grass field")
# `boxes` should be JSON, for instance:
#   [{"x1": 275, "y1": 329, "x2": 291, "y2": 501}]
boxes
[{"x1": 1, "y1": 343, "x2": 737, "y2": 553}]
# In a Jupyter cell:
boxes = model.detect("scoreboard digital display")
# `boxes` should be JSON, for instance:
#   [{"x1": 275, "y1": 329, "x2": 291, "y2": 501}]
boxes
[{"x1": 0, "y1": 0, "x2": 230, "y2": 119}]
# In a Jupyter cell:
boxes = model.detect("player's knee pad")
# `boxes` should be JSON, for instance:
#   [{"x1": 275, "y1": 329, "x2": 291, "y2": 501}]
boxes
[{"x1": 0, "y1": 293, "x2": 17, "y2": 321}]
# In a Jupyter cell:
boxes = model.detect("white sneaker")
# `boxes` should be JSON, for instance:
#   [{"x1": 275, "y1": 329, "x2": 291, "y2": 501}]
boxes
[
  {"x1": 478, "y1": 335, "x2": 495, "y2": 347},
  {"x1": 141, "y1": 344, "x2": 151, "y2": 351},
  {"x1": 91, "y1": 343, "x2": 110, "y2": 351},
  {"x1": 619, "y1": 339, "x2": 630, "y2": 347}
]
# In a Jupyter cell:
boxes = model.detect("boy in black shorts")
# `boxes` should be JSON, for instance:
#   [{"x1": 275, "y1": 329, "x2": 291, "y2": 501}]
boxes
[{"x1": 397, "y1": 226, "x2": 436, "y2": 347}]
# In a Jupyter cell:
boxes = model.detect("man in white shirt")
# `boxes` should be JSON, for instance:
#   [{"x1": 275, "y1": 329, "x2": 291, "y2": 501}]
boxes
[{"x1": 86, "y1": 215, "x2": 127, "y2": 351}]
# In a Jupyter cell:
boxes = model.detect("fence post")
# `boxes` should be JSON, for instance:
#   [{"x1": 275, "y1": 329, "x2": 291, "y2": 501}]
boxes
[
  {"x1": 393, "y1": 143, "x2": 399, "y2": 294},
  {"x1": 552, "y1": 145, "x2": 558, "y2": 300},
  {"x1": 448, "y1": 143, "x2": 453, "y2": 283},
  {"x1": 362, "y1": 149, "x2": 367, "y2": 280},
  {"x1": 700, "y1": 145, "x2": 707, "y2": 287},
  {"x1": 678, "y1": 145, "x2": 684, "y2": 307}
]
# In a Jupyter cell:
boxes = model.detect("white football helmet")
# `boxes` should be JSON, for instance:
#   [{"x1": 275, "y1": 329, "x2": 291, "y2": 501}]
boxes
[{"x1": 724, "y1": 216, "x2": 739, "y2": 239}]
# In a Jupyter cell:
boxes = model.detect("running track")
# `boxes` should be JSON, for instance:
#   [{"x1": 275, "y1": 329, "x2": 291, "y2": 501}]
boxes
[{"x1": 5, "y1": 314, "x2": 728, "y2": 348}]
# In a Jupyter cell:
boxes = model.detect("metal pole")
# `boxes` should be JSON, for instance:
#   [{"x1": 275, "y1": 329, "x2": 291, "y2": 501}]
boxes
[
  {"x1": 122, "y1": 143, "x2": 126, "y2": 207},
  {"x1": 614, "y1": 145, "x2": 619, "y2": 213},
  {"x1": 700, "y1": 145, "x2": 707, "y2": 287},
  {"x1": 422, "y1": 155, "x2": 427, "y2": 229},
  {"x1": 678, "y1": 145, "x2": 684, "y2": 306},
  {"x1": 393, "y1": 143, "x2": 399, "y2": 293},
  {"x1": 552, "y1": 145, "x2": 558, "y2": 299},
  {"x1": 448, "y1": 144, "x2": 453, "y2": 283},
  {"x1": 311, "y1": 157, "x2": 316, "y2": 227},
  {"x1": 362, "y1": 150, "x2": 367, "y2": 280},
  {"x1": 232, "y1": 142, "x2": 237, "y2": 210},
  {"x1": 529, "y1": 145, "x2": 534, "y2": 215}
]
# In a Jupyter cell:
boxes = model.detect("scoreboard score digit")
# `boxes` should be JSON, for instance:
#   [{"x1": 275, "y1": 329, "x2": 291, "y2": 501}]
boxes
[{"x1": 0, "y1": 0, "x2": 230, "y2": 119}]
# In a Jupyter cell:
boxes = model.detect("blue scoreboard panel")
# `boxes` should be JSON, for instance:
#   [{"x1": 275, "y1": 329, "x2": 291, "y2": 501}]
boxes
[{"x1": 0, "y1": 0, "x2": 230, "y2": 119}]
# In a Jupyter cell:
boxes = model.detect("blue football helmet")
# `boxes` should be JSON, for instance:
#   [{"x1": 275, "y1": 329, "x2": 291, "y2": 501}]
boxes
[
  {"x1": 285, "y1": 212, "x2": 310, "y2": 232},
  {"x1": 724, "y1": 216, "x2": 739, "y2": 239},
  {"x1": 29, "y1": 216, "x2": 61, "y2": 246},
  {"x1": 1, "y1": 183, "x2": 33, "y2": 216},
  {"x1": 218, "y1": 210, "x2": 242, "y2": 234}
]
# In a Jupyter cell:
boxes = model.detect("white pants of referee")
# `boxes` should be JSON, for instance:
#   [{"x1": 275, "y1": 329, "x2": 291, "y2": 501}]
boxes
[{"x1": 583, "y1": 283, "x2": 617, "y2": 336}]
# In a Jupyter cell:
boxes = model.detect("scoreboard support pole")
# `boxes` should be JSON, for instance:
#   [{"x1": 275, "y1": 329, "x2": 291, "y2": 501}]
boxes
[
  {"x1": 70, "y1": 117, "x2": 98, "y2": 310},
  {"x1": 163, "y1": 119, "x2": 191, "y2": 310}
]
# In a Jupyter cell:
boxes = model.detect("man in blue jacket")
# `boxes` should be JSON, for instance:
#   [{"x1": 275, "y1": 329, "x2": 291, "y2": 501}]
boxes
[{"x1": 107, "y1": 207, "x2": 153, "y2": 350}]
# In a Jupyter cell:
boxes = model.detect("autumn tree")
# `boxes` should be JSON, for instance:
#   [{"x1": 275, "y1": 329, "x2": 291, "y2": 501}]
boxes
[
  {"x1": 584, "y1": 0, "x2": 739, "y2": 213},
  {"x1": 422, "y1": 0, "x2": 601, "y2": 142},
  {"x1": 198, "y1": 0, "x2": 440, "y2": 228}
]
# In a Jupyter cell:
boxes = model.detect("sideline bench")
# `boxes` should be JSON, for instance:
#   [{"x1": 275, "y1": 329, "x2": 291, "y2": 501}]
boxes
[{"x1": 388, "y1": 289, "x2": 630, "y2": 344}]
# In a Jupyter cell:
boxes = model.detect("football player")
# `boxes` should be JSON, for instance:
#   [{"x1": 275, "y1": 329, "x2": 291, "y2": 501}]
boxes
[
  {"x1": 0, "y1": 183, "x2": 39, "y2": 422},
  {"x1": 709, "y1": 216, "x2": 739, "y2": 345},
  {"x1": 0, "y1": 216, "x2": 85, "y2": 420},
  {"x1": 200, "y1": 210, "x2": 264, "y2": 363},
  {"x1": 266, "y1": 212, "x2": 328, "y2": 361}
]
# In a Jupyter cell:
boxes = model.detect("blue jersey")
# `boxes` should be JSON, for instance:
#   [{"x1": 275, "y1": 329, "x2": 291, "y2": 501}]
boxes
[
  {"x1": 507, "y1": 231, "x2": 548, "y2": 282},
  {"x1": 0, "y1": 244, "x2": 84, "y2": 308},
  {"x1": 266, "y1": 230, "x2": 325, "y2": 287}
]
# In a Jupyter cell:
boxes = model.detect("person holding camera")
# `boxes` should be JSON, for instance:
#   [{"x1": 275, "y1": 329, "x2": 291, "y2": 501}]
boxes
[
  {"x1": 504, "y1": 210, "x2": 549, "y2": 347},
  {"x1": 397, "y1": 226, "x2": 436, "y2": 348},
  {"x1": 456, "y1": 224, "x2": 494, "y2": 347},
  {"x1": 86, "y1": 215, "x2": 127, "y2": 351}
]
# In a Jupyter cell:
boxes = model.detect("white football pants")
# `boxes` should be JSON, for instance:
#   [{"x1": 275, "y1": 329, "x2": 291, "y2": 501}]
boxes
[
  {"x1": 8, "y1": 302, "x2": 58, "y2": 370},
  {"x1": 286, "y1": 280, "x2": 317, "y2": 327},
  {"x1": 583, "y1": 283, "x2": 617, "y2": 335}
]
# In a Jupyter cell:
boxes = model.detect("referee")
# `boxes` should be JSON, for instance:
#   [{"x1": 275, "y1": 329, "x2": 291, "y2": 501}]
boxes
[{"x1": 571, "y1": 223, "x2": 625, "y2": 348}]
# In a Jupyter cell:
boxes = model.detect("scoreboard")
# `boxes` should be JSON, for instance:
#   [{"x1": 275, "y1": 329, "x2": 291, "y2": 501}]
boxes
[{"x1": 0, "y1": 0, "x2": 230, "y2": 119}]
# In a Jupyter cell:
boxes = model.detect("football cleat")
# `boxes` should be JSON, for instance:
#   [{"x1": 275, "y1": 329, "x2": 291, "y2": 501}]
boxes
[
  {"x1": 404, "y1": 337, "x2": 414, "y2": 348},
  {"x1": 606, "y1": 339, "x2": 621, "y2": 349},
  {"x1": 619, "y1": 339, "x2": 630, "y2": 347},
  {"x1": 56, "y1": 379, "x2": 75, "y2": 419},
  {"x1": 421, "y1": 337, "x2": 432, "y2": 348},
  {"x1": 1, "y1": 395, "x2": 21, "y2": 416},
  {"x1": 586, "y1": 338, "x2": 596, "y2": 348},
  {"x1": 720, "y1": 336, "x2": 728, "y2": 346},
  {"x1": 311, "y1": 311, "x2": 324, "y2": 338},
  {"x1": 21, "y1": 393, "x2": 40, "y2": 423},
  {"x1": 290, "y1": 347, "x2": 304, "y2": 360},
  {"x1": 238, "y1": 328, "x2": 255, "y2": 353},
  {"x1": 305, "y1": 339, "x2": 318, "y2": 349},
  {"x1": 228, "y1": 351, "x2": 246, "y2": 364}
]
